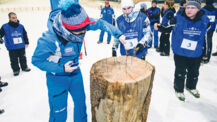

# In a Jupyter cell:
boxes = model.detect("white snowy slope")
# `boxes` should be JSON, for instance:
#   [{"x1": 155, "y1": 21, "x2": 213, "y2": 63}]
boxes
[{"x1": 0, "y1": 1, "x2": 217, "y2": 122}]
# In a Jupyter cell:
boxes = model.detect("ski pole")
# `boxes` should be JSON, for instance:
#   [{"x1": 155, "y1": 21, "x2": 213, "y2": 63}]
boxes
[{"x1": 83, "y1": 40, "x2": 87, "y2": 56}]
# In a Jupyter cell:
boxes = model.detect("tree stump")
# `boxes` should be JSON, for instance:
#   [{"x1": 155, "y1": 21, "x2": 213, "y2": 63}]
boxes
[{"x1": 90, "y1": 56, "x2": 155, "y2": 122}]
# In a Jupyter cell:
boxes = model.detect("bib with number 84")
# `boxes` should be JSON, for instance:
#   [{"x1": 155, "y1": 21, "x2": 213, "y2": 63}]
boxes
[{"x1": 13, "y1": 37, "x2": 23, "y2": 44}]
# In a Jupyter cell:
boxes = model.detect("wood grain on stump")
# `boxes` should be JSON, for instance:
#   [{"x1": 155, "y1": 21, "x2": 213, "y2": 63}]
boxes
[{"x1": 90, "y1": 56, "x2": 155, "y2": 122}]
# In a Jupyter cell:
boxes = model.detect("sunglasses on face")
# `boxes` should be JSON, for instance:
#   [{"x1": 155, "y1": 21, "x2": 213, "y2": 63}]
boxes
[{"x1": 122, "y1": 7, "x2": 132, "y2": 11}]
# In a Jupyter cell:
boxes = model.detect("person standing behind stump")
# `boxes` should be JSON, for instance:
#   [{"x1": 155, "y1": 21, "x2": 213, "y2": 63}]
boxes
[
  {"x1": 0, "y1": 12, "x2": 31, "y2": 76},
  {"x1": 98, "y1": 0, "x2": 115, "y2": 44}
]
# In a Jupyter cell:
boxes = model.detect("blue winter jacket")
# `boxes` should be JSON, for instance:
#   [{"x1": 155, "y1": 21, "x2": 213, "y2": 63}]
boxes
[
  {"x1": 147, "y1": 7, "x2": 160, "y2": 25},
  {"x1": 117, "y1": 11, "x2": 151, "y2": 58},
  {"x1": 201, "y1": 7, "x2": 217, "y2": 31},
  {"x1": 32, "y1": 9, "x2": 122, "y2": 75},
  {"x1": 171, "y1": 12, "x2": 210, "y2": 58},
  {"x1": 2, "y1": 24, "x2": 25, "y2": 50},
  {"x1": 161, "y1": 9, "x2": 175, "y2": 26},
  {"x1": 101, "y1": 7, "x2": 114, "y2": 24}
]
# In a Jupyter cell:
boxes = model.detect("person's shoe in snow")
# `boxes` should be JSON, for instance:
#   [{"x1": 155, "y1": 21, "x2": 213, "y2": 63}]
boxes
[
  {"x1": 175, "y1": 92, "x2": 185, "y2": 101},
  {"x1": 13, "y1": 71, "x2": 20, "y2": 76},
  {"x1": 0, "y1": 88, "x2": 2, "y2": 92},
  {"x1": 160, "y1": 52, "x2": 169, "y2": 56},
  {"x1": 97, "y1": 41, "x2": 102, "y2": 44},
  {"x1": 186, "y1": 88, "x2": 200, "y2": 98},
  {"x1": 22, "y1": 67, "x2": 31, "y2": 72},
  {"x1": 212, "y1": 51, "x2": 217, "y2": 56},
  {"x1": 0, "y1": 109, "x2": 4, "y2": 114},
  {"x1": 0, "y1": 81, "x2": 8, "y2": 88}
]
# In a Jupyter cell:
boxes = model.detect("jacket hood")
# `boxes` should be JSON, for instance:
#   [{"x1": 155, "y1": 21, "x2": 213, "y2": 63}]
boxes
[{"x1": 47, "y1": 9, "x2": 62, "y2": 33}]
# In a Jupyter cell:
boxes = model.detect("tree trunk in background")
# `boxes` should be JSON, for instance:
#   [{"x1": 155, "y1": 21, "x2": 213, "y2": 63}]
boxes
[{"x1": 90, "y1": 56, "x2": 155, "y2": 122}]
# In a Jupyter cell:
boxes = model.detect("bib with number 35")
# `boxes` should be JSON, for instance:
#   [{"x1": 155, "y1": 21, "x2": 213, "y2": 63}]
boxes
[
  {"x1": 181, "y1": 38, "x2": 198, "y2": 51},
  {"x1": 13, "y1": 37, "x2": 23, "y2": 44},
  {"x1": 125, "y1": 38, "x2": 138, "y2": 50}
]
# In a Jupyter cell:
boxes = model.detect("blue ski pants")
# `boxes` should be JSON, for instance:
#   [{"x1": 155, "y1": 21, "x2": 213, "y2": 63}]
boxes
[{"x1": 46, "y1": 70, "x2": 87, "y2": 122}]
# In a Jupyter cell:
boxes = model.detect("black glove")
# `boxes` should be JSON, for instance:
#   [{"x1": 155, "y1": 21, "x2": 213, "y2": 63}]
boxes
[
  {"x1": 0, "y1": 38, "x2": 3, "y2": 44},
  {"x1": 136, "y1": 43, "x2": 144, "y2": 52},
  {"x1": 112, "y1": 47, "x2": 117, "y2": 57}
]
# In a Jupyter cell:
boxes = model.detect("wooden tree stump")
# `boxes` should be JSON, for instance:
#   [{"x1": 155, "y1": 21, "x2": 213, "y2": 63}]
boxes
[{"x1": 90, "y1": 56, "x2": 155, "y2": 122}]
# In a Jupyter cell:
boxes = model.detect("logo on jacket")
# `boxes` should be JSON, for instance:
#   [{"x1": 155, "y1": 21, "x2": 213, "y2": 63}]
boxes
[
  {"x1": 184, "y1": 27, "x2": 201, "y2": 36},
  {"x1": 11, "y1": 31, "x2": 22, "y2": 37}
]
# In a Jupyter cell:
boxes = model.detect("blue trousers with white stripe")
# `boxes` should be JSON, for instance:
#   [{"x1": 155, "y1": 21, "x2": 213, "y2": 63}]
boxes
[{"x1": 46, "y1": 69, "x2": 87, "y2": 122}]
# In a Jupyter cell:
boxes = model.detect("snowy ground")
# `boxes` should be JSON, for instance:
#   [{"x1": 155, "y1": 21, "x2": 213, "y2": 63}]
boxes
[{"x1": 0, "y1": 1, "x2": 217, "y2": 122}]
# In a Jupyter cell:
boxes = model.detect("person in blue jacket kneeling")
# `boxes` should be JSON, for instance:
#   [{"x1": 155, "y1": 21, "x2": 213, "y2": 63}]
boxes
[{"x1": 32, "y1": 0, "x2": 125, "y2": 122}]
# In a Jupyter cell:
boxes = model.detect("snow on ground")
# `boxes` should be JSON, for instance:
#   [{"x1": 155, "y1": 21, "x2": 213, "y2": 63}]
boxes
[{"x1": 0, "y1": 1, "x2": 217, "y2": 122}]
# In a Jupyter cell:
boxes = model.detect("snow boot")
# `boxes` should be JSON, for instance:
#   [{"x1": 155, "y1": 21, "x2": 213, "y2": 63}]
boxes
[
  {"x1": 186, "y1": 88, "x2": 200, "y2": 98},
  {"x1": 175, "y1": 92, "x2": 185, "y2": 101},
  {"x1": 13, "y1": 71, "x2": 20, "y2": 76},
  {"x1": 0, "y1": 81, "x2": 8, "y2": 87},
  {"x1": 0, "y1": 109, "x2": 4, "y2": 114},
  {"x1": 22, "y1": 67, "x2": 31, "y2": 72}
]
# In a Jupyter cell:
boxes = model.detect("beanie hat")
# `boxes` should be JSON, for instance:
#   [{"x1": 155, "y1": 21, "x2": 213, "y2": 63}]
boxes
[
  {"x1": 121, "y1": 0, "x2": 134, "y2": 8},
  {"x1": 187, "y1": 0, "x2": 201, "y2": 9},
  {"x1": 205, "y1": 0, "x2": 213, "y2": 5},
  {"x1": 152, "y1": 0, "x2": 157, "y2": 4},
  {"x1": 180, "y1": 0, "x2": 186, "y2": 6},
  {"x1": 165, "y1": 0, "x2": 175, "y2": 8},
  {"x1": 140, "y1": 3, "x2": 147, "y2": 9},
  {"x1": 105, "y1": 0, "x2": 109, "y2": 4},
  {"x1": 60, "y1": 0, "x2": 95, "y2": 31}
]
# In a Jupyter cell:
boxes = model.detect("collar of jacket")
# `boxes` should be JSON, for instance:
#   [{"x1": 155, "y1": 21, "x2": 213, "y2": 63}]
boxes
[{"x1": 8, "y1": 20, "x2": 20, "y2": 28}]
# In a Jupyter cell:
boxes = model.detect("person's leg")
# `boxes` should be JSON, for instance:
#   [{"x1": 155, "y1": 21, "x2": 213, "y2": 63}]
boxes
[
  {"x1": 98, "y1": 31, "x2": 105, "y2": 43},
  {"x1": 148, "y1": 25, "x2": 154, "y2": 47},
  {"x1": 107, "y1": 33, "x2": 111, "y2": 44},
  {"x1": 18, "y1": 48, "x2": 29, "y2": 70},
  {"x1": 47, "y1": 74, "x2": 69, "y2": 122},
  {"x1": 186, "y1": 57, "x2": 201, "y2": 90},
  {"x1": 205, "y1": 30, "x2": 214, "y2": 62},
  {"x1": 164, "y1": 33, "x2": 170, "y2": 55},
  {"x1": 174, "y1": 54, "x2": 187, "y2": 93},
  {"x1": 8, "y1": 50, "x2": 20, "y2": 74},
  {"x1": 158, "y1": 33, "x2": 164, "y2": 52},
  {"x1": 69, "y1": 72, "x2": 87, "y2": 122},
  {"x1": 154, "y1": 29, "x2": 159, "y2": 48}
]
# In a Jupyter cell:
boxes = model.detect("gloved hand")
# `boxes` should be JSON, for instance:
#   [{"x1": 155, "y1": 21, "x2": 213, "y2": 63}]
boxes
[
  {"x1": 0, "y1": 38, "x2": 4, "y2": 44},
  {"x1": 112, "y1": 47, "x2": 117, "y2": 57},
  {"x1": 136, "y1": 43, "x2": 144, "y2": 52}
]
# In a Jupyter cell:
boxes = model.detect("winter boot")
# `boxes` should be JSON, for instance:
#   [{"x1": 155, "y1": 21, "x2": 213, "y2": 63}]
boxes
[
  {"x1": 186, "y1": 88, "x2": 200, "y2": 98},
  {"x1": 22, "y1": 67, "x2": 31, "y2": 72},
  {"x1": 160, "y1": 52, "x2": 169, "y2": 56},
  {"x1": 13, "y1": 71, "x2": 20, "y2": 76},
  {"x1": 0, "y1": 109, "x2": 4, "y2": 114},
  {"x1": 0, "y1": 88, "x2": 2, "y2": 92},
  {"x1": 212, "y1": 51, "x2": 217, "y2": 56},
  {"x1": 175, "y1": 92, "x2": 185, "y2": 101},
  {"x1": 0, "y1": 81, "x2": 8, "y2": 87}
]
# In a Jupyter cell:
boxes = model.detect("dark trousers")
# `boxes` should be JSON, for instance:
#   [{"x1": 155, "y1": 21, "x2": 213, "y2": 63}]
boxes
[
  {"x1": 8, "y1": 48, "x2": 28, "y2": 72},
  {"x1": 159, "y1": 32, "x2": 170, "y2": 55},
  {"x1": 203, "y1": 29, "x2": 214, "y2": 62},
  {"x1": 174, "y1": 54, "x2": 201, "y2": 92}
]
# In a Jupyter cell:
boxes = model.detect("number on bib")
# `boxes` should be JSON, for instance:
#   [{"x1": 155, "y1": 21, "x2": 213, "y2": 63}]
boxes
[
  {"x1": 125, "y1": 38, "x2": 138, "y2": 50},
  {"x1": 181, "y1": 38, "x2": 197, "y2": 51},
  {"x1": 13, "y1": 37, "x2": 23, "y2": 44}
]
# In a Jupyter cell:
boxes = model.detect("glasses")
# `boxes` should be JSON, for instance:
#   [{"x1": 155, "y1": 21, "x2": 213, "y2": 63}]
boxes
[{"x1": 122, "y1": 7, "x2": 132, "y2": 11}]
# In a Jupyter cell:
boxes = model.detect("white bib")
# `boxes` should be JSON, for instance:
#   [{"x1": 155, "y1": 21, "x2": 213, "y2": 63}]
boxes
[
  {"x1": 13, "y1": 37, "x2": 23, "y2": 44},
  {"x1": 125, "y1": 38, "x2": 138, "y2": 50},
  {"x1": 181, "y1": 38, "x2": 197, "y2": 51},
  {"x1": 208, "y1": 16, "x2": 215, "y2": 22}
]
